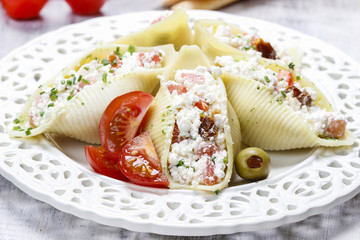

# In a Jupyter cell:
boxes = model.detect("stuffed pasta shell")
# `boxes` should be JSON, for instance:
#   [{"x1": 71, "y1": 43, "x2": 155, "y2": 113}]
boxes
[
  {"x1": 113, "y1": 10, "x2": 193, "y2": 50},
  {"x1": 9, "y1": 44, "x2": 176, "y2": 144},
  {"x1": 194, "y1": 19, "x2": 302, "y2": 72},
  {"x1": 216, "y1": 55, "x2": 354, "y2": 150},
  {"x1": 144, "y1": 46, "x2": 241, "y2": 191}
]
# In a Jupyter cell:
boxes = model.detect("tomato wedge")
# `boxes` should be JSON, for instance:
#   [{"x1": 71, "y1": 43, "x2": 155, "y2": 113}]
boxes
[
  {"x1": 119, "y1": 131, "x2": 169, "y2": 188},
  {"x1": 85, "y1": 145, "x2": 128, "y2": 181},
  {"x1": 99, "y1": 91, "x2": 153, "y2": 156}
]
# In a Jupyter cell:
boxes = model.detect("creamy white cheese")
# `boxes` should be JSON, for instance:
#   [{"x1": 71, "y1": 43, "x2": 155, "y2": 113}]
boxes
[
  {"x1": 165, "y1": 66, "x2": 229, "y2": 186},
  {"x1": 215, "y1": 56, "x2": 346, "y2": 137},
  {"x1": 29, "y1": 48, "x2": 164, "y2": 127}
]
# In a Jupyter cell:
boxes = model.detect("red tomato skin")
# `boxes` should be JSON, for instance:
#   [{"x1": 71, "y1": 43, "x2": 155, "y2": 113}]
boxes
[
  {"x1": 99, "y1": 91, "x2": 154, "y2": 156},
  {"x1": 118, "y1": 132, "x2": 169, "y2": 188},
  {"x1": 277, "y1": 70, "x2": 294, "y2": 86},
  {"x1": 85, "y1": 145, "x2": 128, "y2": 181},
  {"x1": 1, "y1": 0, "x2": 48, "y2": 20},
  {"x1": 65, "y1": 0, "x2": 105, "y2": 15}
]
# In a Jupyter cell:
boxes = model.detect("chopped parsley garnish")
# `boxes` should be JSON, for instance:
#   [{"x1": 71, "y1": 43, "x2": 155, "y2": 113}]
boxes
[
  {"x1": 215, "y1": 189, "x2": 221, "y2": 195},
  {"x1": 96, "y1": 65, "x2": 102, "y2": 70},
  {"x1": 257, "y1": 86, "x2": 260, "y2": 90},
  {"x1": 191, "y1": 166, "x2": 196, "y2": 172},
  {"x1": 25, "y1": 128, "x2": 32, "y2": 136},
  {"x1": 67, "y1": 80, "x2": 73, "y2": 86},
  {"x1": 276, "y1": 98, "x2": 283, "y2": 104},
  {"x1": 111, "y1": 58, "x2": 117, "y2": 66},
  {"x1": 288, "y1": 62, "x2": 295, "y2": 69},
  {"x1": 211, "y1": 157, "x2": 216, "y2": 163},
  {"x1": 296, "y1": 75, "x2": 301, "y2": 80},
  {"x1": 13, "y1": 118, "x2": 20, "y2": 124},
  {"x1": 109, "y1": 70, "x2": 114, "y2": 73},
  {"x1": 81, "y1": 79, "x2": 90, "y2": 84},
  {"x1": 114, "y1": 47, "x2": 123, "y2": 58},
  {"x1": 102, "y1": 73, "x2": 107, "y2": 83},
  {"x1": 78, "y1": 75, "x2": 83, "y2": 82},
  {"x1": 245, "y1": 45, "x2": 255, "y2": 51},
  {"x1": 61, "y1": 80, "x2": 65, "y2": 85},
  {"x1": 50, "y1": 94, "x2": 58, "y2": 101},
  {"x1": 47, "y1": 103, "x2": 54, "y2": 107},
  {"x1": 237, "y1": 35, "x2": 242, "y2": 38},
  {"x1": 223, "y1": 157, "x2": 228, "y2": 164},
  {"x1": 250, "y1": 107, "x2": 255, "y2": 112},
  {"x1": 40, "y1": 91, "x2": 45, "y2": 95},
  {"x1": 176, "y1": 160, "x2": 185, "y2": 167},
  {"x1": 128, "y1": 45, "x2": 136, "y2": 55},
  {"x1": 67, "y1": 95, "x2": 73, "y2": 101},
  {"x1": 162, "y1": 129, "x2": 166, "y2": 135},
  {"x1": 13, "y1": 126, "x2": 21, "y2": 131},
  {"x1": 101, "y1": 59, "x2": 110, "y2": 66},
  {"x1": 281, "y1": 91, "x2": 287, "y2": 98},
  {"x1": 40, "y1": 111, "x2": 45, "y2": 117},
  {"x1": 264, "y1": 76, "x2": 270, "y2": 83},
  {"x1": 84, "y1": 66, "x2": 89, "y2": 71}
]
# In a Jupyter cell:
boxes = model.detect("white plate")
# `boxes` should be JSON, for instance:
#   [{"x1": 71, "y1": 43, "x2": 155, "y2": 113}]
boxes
[{"x1": 0, "y1": 10, "x2": 359, "y2": 236}]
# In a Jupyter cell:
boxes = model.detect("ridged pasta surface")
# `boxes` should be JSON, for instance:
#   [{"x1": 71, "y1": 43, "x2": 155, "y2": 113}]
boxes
[
  {"x1": 113, "y1": 10, "x2": 193, "y2": 50},
  {"x1": 222, "y1": 72, "x2": 354, "y2": 150}
]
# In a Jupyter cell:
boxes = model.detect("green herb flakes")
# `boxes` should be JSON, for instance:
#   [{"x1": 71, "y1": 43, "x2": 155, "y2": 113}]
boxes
[
  {"x1": 102, "y1": 73, "x2": 107, "y2": 83},
  {"x1": 176, "y1": 160, "x2": 185, "y2": 167},
  {"x1": 47, "y1": 103, "x2": 54, "y2": 107},
  {"x1": 281, "y1": 91, "x2": 287, "y2": 98},
  {"x1": 288, "y1": 62, "x2": 295, "y2": 69},
  {"x1": 128, "y1": 45, "x2": 136, "y2": 55},
  {"x1": 102, "y1": 59, "x2": 110, "y2": 66},
  {"x1": 82, "y1": 79, "x2": 90, "y2": 84},
  {"x1": 215, "y1": 189, "x2": 221, "y2": 195},
  {"x1": 84, "y1": 66, "x2": 89, "y2": 71},
  {"x1": 40, "y1": 111, "x2": 45, "y2": 117},
  {"x1": 264, "y1": 76, "x2": 270, "y2": 83},
  {"x1": 13, "y1": 118, "x2": 20, "y2": 124}
]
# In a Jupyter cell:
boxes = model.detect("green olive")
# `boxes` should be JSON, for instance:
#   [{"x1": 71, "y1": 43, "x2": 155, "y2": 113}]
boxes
[{"x1": 235, "y1": 147, "x2": 271, "y2": 181}]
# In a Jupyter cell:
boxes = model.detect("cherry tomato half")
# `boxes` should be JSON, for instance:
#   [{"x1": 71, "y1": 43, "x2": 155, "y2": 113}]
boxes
[
  {"x1": 85, "y1": 145, "x2": 128, "y2": 181},
  {"x1": 65, "y1": 0, "x2": 105, "y2": 15},
  {"x1": 99, "y1": 91, "x2": 154, "y2": 156},
  {"x1": 1, "y1": 0, "x2": 48, "y2": 20},
  {"x1": 119, "y1": 131, "x2": 169, "y2": 188}
]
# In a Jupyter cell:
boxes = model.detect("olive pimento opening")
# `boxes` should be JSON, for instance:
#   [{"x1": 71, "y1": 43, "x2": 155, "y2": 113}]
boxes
[{"x1": 247, "y1": 155, "x2": 263, "y2": 169}]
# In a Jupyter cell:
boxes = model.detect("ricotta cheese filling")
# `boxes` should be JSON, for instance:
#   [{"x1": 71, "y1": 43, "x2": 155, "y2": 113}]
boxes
[
  {"x1": 215, "y1": 55, "x2": 346, "y2": 139},
  {"x1": 28, "y1": 47, "x2": 164, "y2": 128},
  {"x1": 165, "y1": 66, "x2": 229, "y2": 186},
  {"x1": 209, "y1": 25, "x2": 292, "y2": 64}
]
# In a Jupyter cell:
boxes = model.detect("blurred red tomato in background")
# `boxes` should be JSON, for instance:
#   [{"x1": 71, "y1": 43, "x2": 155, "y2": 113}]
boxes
[{"x1": 1, "y1": 0, "x2": 48, "y2": 20}]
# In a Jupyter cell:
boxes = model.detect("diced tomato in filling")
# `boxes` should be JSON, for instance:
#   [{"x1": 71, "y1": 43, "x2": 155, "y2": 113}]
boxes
[
  {"x1": 202, "y1": 158, "x2": 218, "y2": 186},
  {"x1": 197, "y1": 142, "x2": 220, "y2": 158},
  {"x1": 138, "y1": 50, "x2": 161, "y2": 67},
  {"x1": 326, "y1": 119, "x2": 346, "y2": 139},
  {"x1": 108, "y1": 53, "x2": 122, "y2": 69},
  {"x1": 167, "y1": 83, "x2": 187, "y2": 95},
  {"x1": 278, "y1": 70, "x2": 294, "y2": 86},
  {"x1": 194, "y1": 99, "x2": 209, "y2": 111},
  {"x1": 151, "y1": 15, "x2": 166, "y2": 25},
  {"x1": 181, "y1": 73, "x2": 205, "y2": 84}
]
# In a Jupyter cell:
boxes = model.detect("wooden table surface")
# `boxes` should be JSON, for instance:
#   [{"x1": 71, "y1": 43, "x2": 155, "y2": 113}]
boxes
[{"x1": 1, "y1": 0, "x2": 360, "y2": 239}]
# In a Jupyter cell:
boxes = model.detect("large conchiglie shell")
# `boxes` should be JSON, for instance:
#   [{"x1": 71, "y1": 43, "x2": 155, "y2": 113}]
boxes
[
  {"x1": 113, "y1": 10, "x2": 193, "y2": 50},
  {"x1": 221, "y1": 72, "x2": 354, "y2": 150},
  {"x1": 9, "y1": 44, "x2": 176, "y2": 144},
  {"x1": 162, "y1": 45, "x2": 212, "y2": 81},
  {"x1": 194, "y1": 19, "x2": 301, "y2": 71},
  {"x1": 143, "y1": 85, "x2": 175, "y2": 182},
  {"x1": 144, "y1": 46, "x2": 241, "y2": 191}
]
